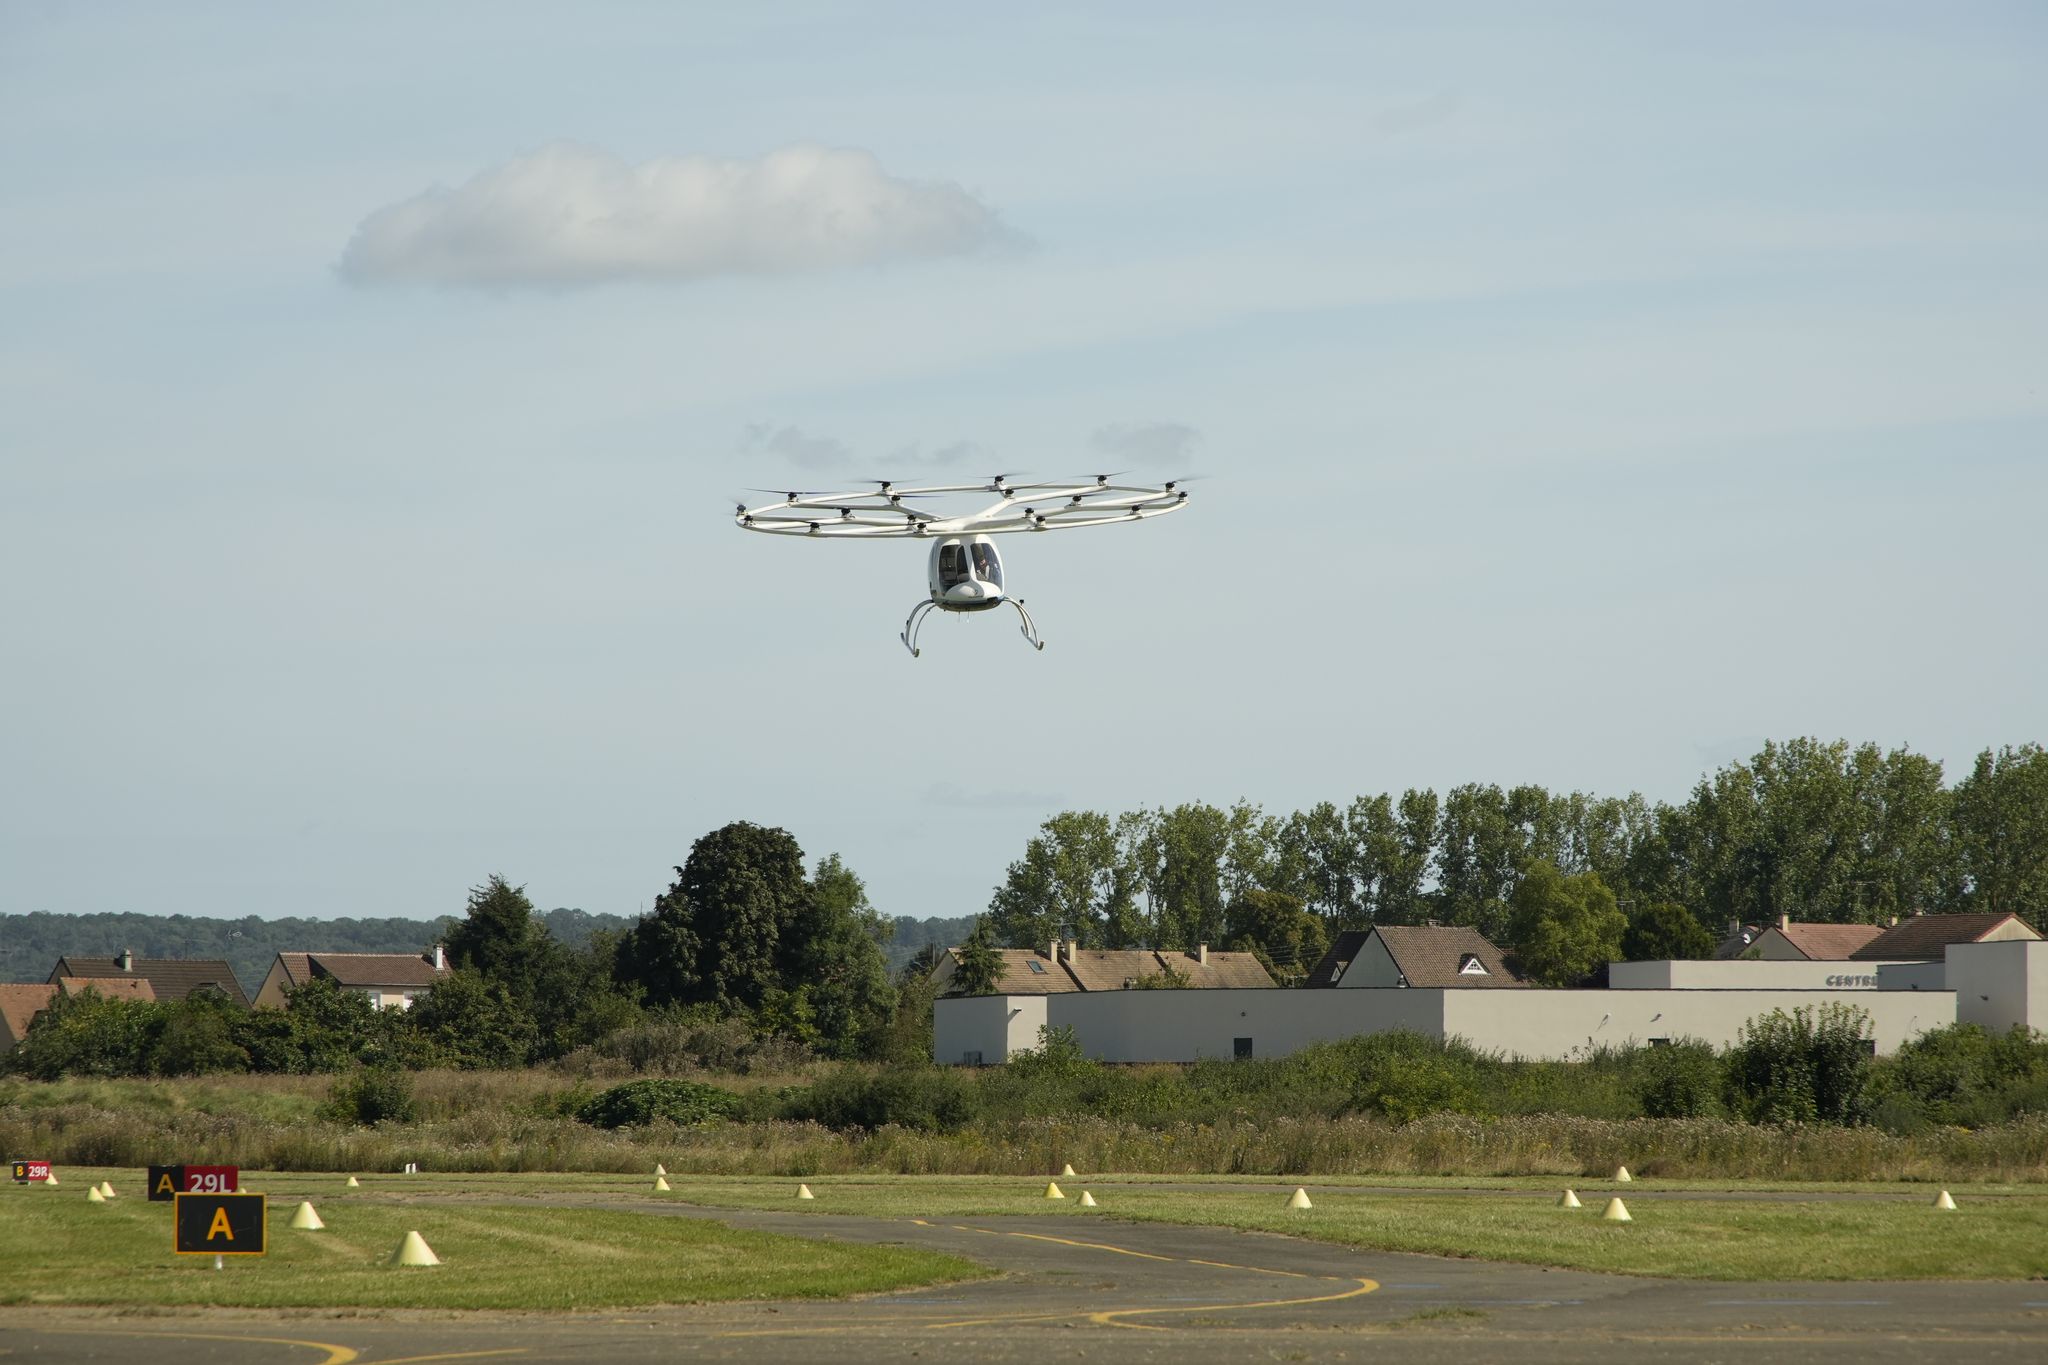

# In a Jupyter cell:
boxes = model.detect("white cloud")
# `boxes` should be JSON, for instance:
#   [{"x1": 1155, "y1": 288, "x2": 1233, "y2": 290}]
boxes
[
  {"x1": 1090, "y1": 421, "x2": 1201, "y2": 466},
  {"x1": 340, "y1": 143, "x2": 1011, "y2": 288},
  {"x1": 742, "y1": 424, "x2": 851, "y2": 471}
]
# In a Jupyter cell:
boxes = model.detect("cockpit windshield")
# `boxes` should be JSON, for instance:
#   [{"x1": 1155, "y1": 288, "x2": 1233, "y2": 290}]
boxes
[
  {"x1": 937, "y1": 543, "x2": 969, "y2": 588},
  {"x1": 970, "y1": 542, "x2": 1003, "y2": 587}
]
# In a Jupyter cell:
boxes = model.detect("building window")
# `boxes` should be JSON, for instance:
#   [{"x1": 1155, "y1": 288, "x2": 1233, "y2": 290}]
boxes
[
  {"x1": 1648, "y1": 1038, "x2": 1671, "y2": 1048},
  {"x1": 1026, "y1": 960, "x2": 1046, "y2": 974},
  {"x1": 1458, "y1": 954, "x2": 1488, "y2": 976},
  {"x1": 1233, "y1": 1037, "x2": 1253, "y2": 1060}
]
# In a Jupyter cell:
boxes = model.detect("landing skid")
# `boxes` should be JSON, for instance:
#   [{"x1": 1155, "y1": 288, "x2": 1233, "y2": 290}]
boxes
[{"x1": 900, "y1": 598, "x2": 1047, "y2": 658}]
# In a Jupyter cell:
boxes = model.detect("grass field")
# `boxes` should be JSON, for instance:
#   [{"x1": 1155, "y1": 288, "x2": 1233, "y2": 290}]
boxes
[
  {"x1": 0, "y1": 1175, "x2": 979, "y2": 1310},
  {"x1": 9, "y1": 1165, "x2": 2047, "y2": 1307},
  {"x1": 643, "y1": 1172, "x2": 2048, "y2": 1281}
]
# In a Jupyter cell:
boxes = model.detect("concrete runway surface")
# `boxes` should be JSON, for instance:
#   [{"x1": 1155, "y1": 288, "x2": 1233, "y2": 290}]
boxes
[{"x1": 4, "y1": 1203, "x2": 2046, "y2": 1363}]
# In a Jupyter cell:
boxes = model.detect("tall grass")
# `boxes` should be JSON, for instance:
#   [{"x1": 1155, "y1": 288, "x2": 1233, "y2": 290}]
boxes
[{"x1": 7, "y1": 1087, "x2": 2048, "y2": 1182}]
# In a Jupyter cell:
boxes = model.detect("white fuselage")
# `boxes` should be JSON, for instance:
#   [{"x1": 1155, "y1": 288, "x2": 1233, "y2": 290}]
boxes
[{"x1": 928, "y1": 535, "x2": 1007, "y2": 613}]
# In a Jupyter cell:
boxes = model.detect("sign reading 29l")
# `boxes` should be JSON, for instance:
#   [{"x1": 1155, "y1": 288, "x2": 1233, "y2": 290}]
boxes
[{"x1": 148, "y1": 1165, "x2": 240, "y2": 1201}]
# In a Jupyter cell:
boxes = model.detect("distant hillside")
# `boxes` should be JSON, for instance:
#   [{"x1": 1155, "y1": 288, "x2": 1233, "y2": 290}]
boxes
[{"x1": 2, "y1": 909, "x2": 979, "y2": 995}]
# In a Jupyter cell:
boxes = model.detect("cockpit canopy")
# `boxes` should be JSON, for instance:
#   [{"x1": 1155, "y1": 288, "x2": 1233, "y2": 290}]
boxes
[{"x1": 929, "y1": 535, "x2": 1005, "y2": 605}]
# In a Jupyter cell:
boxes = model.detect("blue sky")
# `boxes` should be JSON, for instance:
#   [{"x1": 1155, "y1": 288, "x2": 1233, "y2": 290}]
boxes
[{"x1": 3, "y1": 3, "x2": 2043, "y2": 925}]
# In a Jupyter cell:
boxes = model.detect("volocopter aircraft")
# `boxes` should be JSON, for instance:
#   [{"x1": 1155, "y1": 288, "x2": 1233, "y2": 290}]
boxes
[{"x1": 735, "y1": 474, "x2": 1190, "y2": 656}]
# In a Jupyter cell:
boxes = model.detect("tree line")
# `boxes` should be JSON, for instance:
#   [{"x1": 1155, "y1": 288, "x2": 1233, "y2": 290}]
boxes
[{"x1": 981, "y1": 740, "x2": 2048, "y2": 982}]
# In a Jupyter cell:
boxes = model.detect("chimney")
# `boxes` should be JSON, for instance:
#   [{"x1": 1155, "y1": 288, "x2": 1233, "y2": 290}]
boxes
[
  {"x1": 118, "y1": 947, "x2": 134, "y2": 973},
  {"x1": 1196, "y1": 942, "x2": 1209, "y2": 965},
  {"x1": 1062, "y1": 939, "x2": 1076, "y2": 963},
  {"x1": 1047, "y1": 938, "x2": 1058, "y2": 962},
  {"x1": 1728, "y1": 918, "x2": 1740, "y2": 936},
  {"x1": 431, "y1": 942, "x2": 446, "y2": 971}
]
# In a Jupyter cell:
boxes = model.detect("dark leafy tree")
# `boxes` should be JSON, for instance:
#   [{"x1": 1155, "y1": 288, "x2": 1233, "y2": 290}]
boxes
[
  {"x1": 616, "y1": 822, "x2": 811, "y2": 1013},
  {"x1": 1506, "y1": 861, "x2": 1626, "y2": 987},
  {"x1": 1222, "y1": 889, "x2": 1329, "y2": 982},
  {"x1": 1621, "y1": 901, "x2": 1716, "y2": 962},
  {"x1": 949, "y1": 919, "x2": 1007, "y2": 996}
]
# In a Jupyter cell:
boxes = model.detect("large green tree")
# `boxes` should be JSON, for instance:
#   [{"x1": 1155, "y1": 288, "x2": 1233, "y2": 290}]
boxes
[
  {"x1": 1620, "y1": 900, "x2": 1716, "y2": 962},
  {"x1": 1950, "y1": 745, "x2": 2048, "y2": 918},
  {"x1": 1505, "y1": 861, "x2": 1626, "y2": 987},
  {"x1": 616, "y1": 822, "x2": 812, "y2": 1012},
  {"x1": 986, "y1": 810, "x2": 1138, "y2": 949}
]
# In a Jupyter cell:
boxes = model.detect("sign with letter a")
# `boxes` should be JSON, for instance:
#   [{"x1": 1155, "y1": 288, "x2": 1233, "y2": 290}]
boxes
[
  {"x1": 148, "y1": 1165, "x2": 187, "y2": 1202},
  {"x1": 174, "y1": 1192, "x2": 267, "y2": 1256}
]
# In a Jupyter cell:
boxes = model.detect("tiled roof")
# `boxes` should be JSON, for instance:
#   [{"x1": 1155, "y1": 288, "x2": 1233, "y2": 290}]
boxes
[
  {"x1": 1771, "y1": 923, "x2": 1887, "y2": 960},
  {"x1": 48, "y1": 957, "x2": 249, "y2": 1007},
  {"x1": 1304, "y1": 931, "x2": 1371, "y2": 988},
  {"x1": 947, "y1": 948, "x2": 1080, "y2": 995},
  {"x1": 940, "y1": 945, "x2": 1276, "y2": 994},
  {"x1": 1058, "y1": 948, "x2": 1274, "y2": 991},
  {"x1": 58, "y1": 976, "x2": 157, "y2": 1002},
  {"x1": 1372, "y1": 926, "x2": 1527, "y2": 988},
  {"x1": 0, "y1": 984, "x2": 56, "y2": 1041},
  {"x1": 1714, "y1": 924, "x2": 1765, "y2": 959},
  {"x1": 304, "y1": 952, "x2": 445, "y2": 988},
  {"x1": 1849, "y1": 913, "x2": 2042, "y2": 961}
]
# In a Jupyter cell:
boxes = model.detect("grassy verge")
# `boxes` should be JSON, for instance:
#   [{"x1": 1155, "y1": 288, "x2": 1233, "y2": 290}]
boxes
[
  {"x1": 0, "y1": 1179, "x2": 978, "y2": 1310},
  {"x1": 649, "y1": 1173, "x2": 2048, "y2": 1281}
]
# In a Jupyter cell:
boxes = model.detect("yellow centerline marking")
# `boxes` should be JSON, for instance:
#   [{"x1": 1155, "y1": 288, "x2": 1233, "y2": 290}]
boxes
[
  {"x1": 41, "y1": 1331, "x2": 359, "y2": 1365},
  {"x1": 916, "y1": 1220, "x2": 1380, "y2": 1331},
  {"x1": 372, "y1": 1352, "x2": 529, "y2": 1364}
]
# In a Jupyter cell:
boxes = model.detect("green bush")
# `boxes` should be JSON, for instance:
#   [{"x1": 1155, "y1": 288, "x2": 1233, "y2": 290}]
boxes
[
  {"x1": 1725, "y1": 1004, "x2": 1873, "y2": 1125},
  {"x1": 1635, "y1": 1039, "x2": 1723, "y2": 1118},
  {"x1": 577, "y1": 1078, "x2": 743, "y2": 1129},
  {"x1": 791, "y1": 1066, "x2": 980, "y2": 1132},
  {"x1": 1870, "y1": 1024, "x2": 2048, "y2": 1129},
  {"x1": 1345, "y1": 1031, "x2": 1488, "y2": 1123},
  {"x1": 322, "y1": 1067, "x2": 417, "y2": 1125}
]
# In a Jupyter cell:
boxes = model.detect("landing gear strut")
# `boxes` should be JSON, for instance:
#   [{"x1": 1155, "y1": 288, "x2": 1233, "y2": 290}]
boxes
[{"x1": 899, "y1": 598, "x2": 1047, "y2": 658}]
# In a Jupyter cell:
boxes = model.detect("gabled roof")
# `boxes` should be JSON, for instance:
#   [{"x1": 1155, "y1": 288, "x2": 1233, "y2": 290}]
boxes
[
  {"x1": 47, "y1": 957, "x2": 248, "y2": 1007},
  {"x1": 275, "y1": 951, "x2": 446, "y2": 990},
  {"x1": 1714, "y1": 923, "x2": 1765, "y2": 959},
  {"x1": 1370, "y1": 926, "x2": 1527, "y2": 989},
  {"x1": 1304, "y1": 931, "x2": 1371, "y2": 989},
  {"x1": 1849, "y1": 912, "x2": 2042, "y2": 961},
  {"x1": 1058, "y1": 948, "x2": 1274, "y2": 991},
  {"x1": 1768, "y1": 923, "x2": 1887, "y2": 960},
  {"x1": 57, "y1": 976, "x2": 157, "y2": 1002},
  {"x1": 0, "y1": 983, "x2": 57, "y2": 1040},
  {"x1": 936, "y1": 948, "x2": 1080, "y2": 995},
  {"x1": 938, "y1": 945, "x2": 1276, "y2": 995}
]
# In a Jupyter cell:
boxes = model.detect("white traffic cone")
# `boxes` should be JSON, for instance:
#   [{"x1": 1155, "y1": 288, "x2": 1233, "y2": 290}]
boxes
[
  {"x1": 1043, "y1": 1182, "x2": 1065, "y2": 1199},
  {"x1": 1613, "y1": 1165, "x2": 1633, "y2": 1183},
  {"x1": 1059, "y1": 1163, "x2": 1077, "y2": 1177},
  {"x1": 86, "y1": 1187, "x2": 106, "y2": 1203},
  {"x1": 1288, "y1": 1187, "x2": 1313, "y2": 1210},
  {"x1": 1558, "y1": 1189, "x2": 1582, "y2": 1208},
  {"x1": 390, "y1": 1231, "x2": 441, "y2": 1266},
  {"x1": 1078, "y1": 1191, "x2": 1097, "y2": 1207},
  {"x1": 290, "y1": 1201, "x2": 325, "y2": 1230},
  {"x1": 346, "y1": 1176, "x2": 360, "y2": 1188},
  {"x1": 797, "y1": 1183, "x2": 815, "y2": 1200},
  {"x1": 1602, "y1": 1197, "x2": 1631, "y2": 1222},
  {"x1": 653, "y1": 1176, "x2": 671, "y2": 1192},
  {"x1": 655, "y1": 1164, "x2": 667, "y2": 1176},
  {"x1": 1934, "y1": 1189, "x2": 1957, "y2": 1210}
]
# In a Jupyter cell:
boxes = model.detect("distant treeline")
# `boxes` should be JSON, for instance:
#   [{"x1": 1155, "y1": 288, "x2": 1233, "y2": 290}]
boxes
[
  {"x1": 1, "y1": 908, "x2": 977, "y2": 995},
  {"x1": 982, "y1": 740, "x2": 2048, "y2": 958}
]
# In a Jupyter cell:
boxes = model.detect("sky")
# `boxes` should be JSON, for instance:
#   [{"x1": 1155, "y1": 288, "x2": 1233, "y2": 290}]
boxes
[{"x1": 3, "y1": 3, "x2": 2044, "y2": 927}]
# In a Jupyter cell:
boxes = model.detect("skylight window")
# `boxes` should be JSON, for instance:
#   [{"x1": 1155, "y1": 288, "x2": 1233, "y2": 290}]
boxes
[{"x1": 1027, "y1": 960, "x2": 1046, "y2": 974}]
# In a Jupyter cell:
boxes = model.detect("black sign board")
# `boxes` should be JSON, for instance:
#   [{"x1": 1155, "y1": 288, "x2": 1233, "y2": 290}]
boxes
[
  {"x1": 149, "y1": 1164, "x2": 239, "y2": 1201},
  {"x1": 173, "y1": 1192, "x2": 267, "y2": 1257},
  {"x1": 11, "y1": 1159, "x2": 52, "y2": 1182}
]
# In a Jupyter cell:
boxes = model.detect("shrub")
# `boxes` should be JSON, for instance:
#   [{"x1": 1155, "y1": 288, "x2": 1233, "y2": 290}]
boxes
[
  {"x1": 1725, "y1": 1004, "x2": 1872, "y2": 1125},
  {"x1": 577, "y1": 1078, "x2": 743, "y2": 1129},
  {"x1": 1635, "y1": 1040, "x2": 1722, "y2": 1119},
  {"x1": 791, "y1": 1066, "x2": 980, "y2": 1132},
  {"x1": 1345, "y1": 1031, "x2": 1488, "y2": 1124},
  {"x1": 322, "y1": 1067, "x2": 417, "y2": 1125}
]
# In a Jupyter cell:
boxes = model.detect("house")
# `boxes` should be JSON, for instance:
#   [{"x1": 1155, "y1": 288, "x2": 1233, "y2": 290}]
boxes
[
  {"x1": 930, "y1": 940, "x2": 1273, "y2": 997},
  {"x1": 45, "y1": 950, "x2": 248, "y2": 1008},
  {"x1": 1849, "y1": 912, "x2": 2040, "y2": 962},
  {"x1": 253, "y1": 946, "x2": 450, "y2": 1011},
  {"x1": 1304, "y1": 926, "x2": 1525, "y2": 989},
  {"x1": 1747, "y1": 917, "x2": 1888, "y2": 961},
  {"x1": 56, "y1": 976, "x2": 157, "y2": 1002},
  {"x1": 0, "y1": 984, "x2": 56, "y2": 1053},
  {"x1": 1, "y1": 978, "x2": 157, "y2": 1054},
  {"x1": 1713, "y1": 921, "x2": 1767, "y2": 959}
]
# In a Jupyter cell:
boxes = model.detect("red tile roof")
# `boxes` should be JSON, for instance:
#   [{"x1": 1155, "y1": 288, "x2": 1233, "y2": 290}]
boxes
[
  {"x1": 57, "y1": 976, "x2": 157, "y2": 1002},
  {"x1": 1849, "y1": 913, "x2": 2042, "y2": 961},
  {"x1": 1770, "y1": 923, "x2": 1887, "y2": 960},
  {"x1": 48, "y1": 957, "x2": 248, "y2": 1007},
  {"x1": 0, "y1": 984, "x2": 57, "y2": 1042}
]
